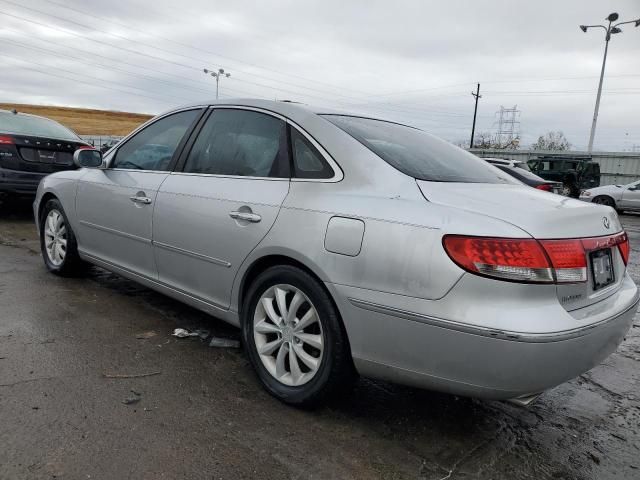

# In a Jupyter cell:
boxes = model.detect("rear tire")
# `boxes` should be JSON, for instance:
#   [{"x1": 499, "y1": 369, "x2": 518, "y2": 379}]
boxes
[
  {"x1": 39, "y1": 198, "x2": 87, "y2": 276},
  {"x1": 242, "y1": 265, "x2": 356, "y2": 407}
]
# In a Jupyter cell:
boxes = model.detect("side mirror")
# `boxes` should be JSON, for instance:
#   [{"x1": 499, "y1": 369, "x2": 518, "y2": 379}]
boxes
[{"x1": 73, "y1": 148, "x2": 103, "y2": 168}]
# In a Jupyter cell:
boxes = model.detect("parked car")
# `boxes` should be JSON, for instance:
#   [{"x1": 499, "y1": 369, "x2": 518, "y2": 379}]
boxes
[
  {"x1": 528, "y1": 156, "x2": 600, "y2": 198},
  {"x1": 484, "y1": 157, "x2": 532, "y2": 172},
  {"x1": 33, "y1": 100, "x2": 637, "y2": 407},
  {"x1": 490, "y1": 163, "x2": 563, "y2": 194},
  {"x1": 100, "y1": 138, "x2": 120, "y2": 154},
  {"x1": 0, "y1": 109, "x2": 90, "y2": 198},
  {"x1": 580, "y1": 180, "x2": 640, "y2": 212}
]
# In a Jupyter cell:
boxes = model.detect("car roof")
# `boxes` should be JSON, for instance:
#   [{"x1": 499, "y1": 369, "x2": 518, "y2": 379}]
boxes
[
  {"x1": 0, "y1": 108, "x2": 53, "y2": 122},
  {"x1": 163, "y1": 98, "x2": 398, "y2": 126}
]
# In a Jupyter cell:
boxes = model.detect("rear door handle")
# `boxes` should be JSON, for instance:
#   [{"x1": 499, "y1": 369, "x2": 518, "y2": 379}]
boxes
[
  {"x1": 229, "y1": 211, "x2": 261, "y2": 223},
  {"x1": 130, "y1": 195, "x2": 152, "y2": 205}
]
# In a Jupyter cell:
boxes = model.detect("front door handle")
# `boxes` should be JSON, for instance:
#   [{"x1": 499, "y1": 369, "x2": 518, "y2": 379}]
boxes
[
  {"x1": 229, "y1": 211, "x2": 261, "y2": 223},
  {"x1": 130, "y1": 195, "x2": 152, "y2": 205}
]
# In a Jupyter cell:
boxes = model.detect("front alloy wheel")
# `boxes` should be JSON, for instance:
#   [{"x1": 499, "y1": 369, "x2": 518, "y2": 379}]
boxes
[
  {"x1": 40, "y1": 198, "x2": 86, "y2": 276},
  {"x1": 254, "y1": 284, "x2": 323, "y2": 387},
  {"x1": 44, "y1": 209, "x2": 67, "y2": 266}
]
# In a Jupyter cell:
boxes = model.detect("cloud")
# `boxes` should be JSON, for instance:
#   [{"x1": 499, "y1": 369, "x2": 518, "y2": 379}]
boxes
[{"x1": 0, "y1": 0, "x2": 638, "y2": 150}]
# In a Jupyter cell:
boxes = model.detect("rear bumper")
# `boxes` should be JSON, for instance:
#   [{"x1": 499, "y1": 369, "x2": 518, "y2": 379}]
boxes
[
  {"x1": 328, "y1": 274, "x2": 638, "y2": 400},
  {"x1": 0, "y1": 167, "x2": 47, "y2": 195}
]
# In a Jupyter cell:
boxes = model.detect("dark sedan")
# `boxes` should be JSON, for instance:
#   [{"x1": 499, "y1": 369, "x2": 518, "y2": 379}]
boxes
[
  {"x1": 0, "y1": 109, "x2": 89, "y2": 198},
  {"x1": 493, "y1": 164, "x2": 563, "y2": 194}
]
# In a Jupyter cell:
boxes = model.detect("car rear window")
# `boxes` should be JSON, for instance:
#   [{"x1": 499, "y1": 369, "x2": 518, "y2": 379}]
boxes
[
  {"x1": 497, "y1": 165, "x2": 544, "y2": 183},
  {"x1": 0, "y1": 111, "x2": 81, "y2": 141},
  {"x1": 323, "y1": 115, "x2": 506, "y2": 183}
]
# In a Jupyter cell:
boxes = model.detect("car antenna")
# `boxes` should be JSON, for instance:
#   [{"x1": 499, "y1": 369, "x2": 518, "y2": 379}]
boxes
[{"x1": 11, "y1": 109, "x2": 18, "y2": 114}]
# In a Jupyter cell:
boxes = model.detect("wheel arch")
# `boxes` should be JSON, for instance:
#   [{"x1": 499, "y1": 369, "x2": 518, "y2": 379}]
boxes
[
  {"x1": 593, "y1": 194, "x2": 616, "y2": 207},
  {"x1": 236, "y1": 253, "x2": 331, "y2": 318},
  {"x1": 37, "y1": 192, "x2": 60, "y2": 222}
]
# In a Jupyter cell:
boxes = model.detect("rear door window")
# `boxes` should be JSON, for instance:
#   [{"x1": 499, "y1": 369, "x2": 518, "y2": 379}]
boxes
[
  {"x1": 290, "y1": 127, "x2": 334, "y2": 179},
  {"x1": 182, "y1": 109, "x2": 289, "y2": 178}
]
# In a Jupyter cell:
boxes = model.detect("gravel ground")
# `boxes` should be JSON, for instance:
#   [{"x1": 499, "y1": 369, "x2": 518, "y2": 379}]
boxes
[{"x1": 0, "y1": 198, "x2": 638, "y2": 480}]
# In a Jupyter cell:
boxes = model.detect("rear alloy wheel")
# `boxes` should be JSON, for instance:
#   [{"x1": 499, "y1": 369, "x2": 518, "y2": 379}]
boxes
[
  {"x1": 254, "y1": 284, "x2": 323, "y2": 386},
  {"x1": 40, "y1": 198, "x2": 86, "y2": 276},
  {"x1": 242, "y1": 265, "x2": 355, "y2": 406}
]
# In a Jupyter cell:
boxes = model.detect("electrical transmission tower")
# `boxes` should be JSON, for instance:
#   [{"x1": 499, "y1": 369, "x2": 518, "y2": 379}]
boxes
[{"x1": 494, "y1": 105, "x2": 521, "y2": 148}]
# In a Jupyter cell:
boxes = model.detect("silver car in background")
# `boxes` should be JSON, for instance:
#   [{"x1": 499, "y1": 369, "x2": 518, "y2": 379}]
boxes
[
  {"x1": 33, "y1": 99, "x2": 638, "y2": 407},
  {"x1": 580, "y1": 180, "x2": 640, "y2": 212}
]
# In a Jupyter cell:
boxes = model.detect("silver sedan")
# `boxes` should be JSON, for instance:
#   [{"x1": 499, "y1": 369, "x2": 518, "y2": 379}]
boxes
[
  {"x1": 33, "y1": 100, "x2": 638, "y2": 407},
  {"x1": 580, "y1": 180, "x2": 640, "y2": 212}
]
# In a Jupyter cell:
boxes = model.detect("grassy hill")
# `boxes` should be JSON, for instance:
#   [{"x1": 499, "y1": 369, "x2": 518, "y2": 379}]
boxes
[{"x1": 0, "y1": 103, "x2": 153, "y2": 136}]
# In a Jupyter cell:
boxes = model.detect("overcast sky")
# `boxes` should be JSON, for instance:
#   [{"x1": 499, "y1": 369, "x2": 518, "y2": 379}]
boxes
[{"x1": 1, "y1": 0, "x2": 638, "y2": 150}]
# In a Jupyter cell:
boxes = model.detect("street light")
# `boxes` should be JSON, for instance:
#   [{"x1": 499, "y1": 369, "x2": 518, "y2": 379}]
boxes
[
  {"x1": 203, "y1": 67, "x2": 231, "y2": 100},
  {"x1": 580, "y1": 12, "x2": 640, "y2": 153}
]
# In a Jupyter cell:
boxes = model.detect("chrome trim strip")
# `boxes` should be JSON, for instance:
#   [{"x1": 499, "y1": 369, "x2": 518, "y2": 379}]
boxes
[
  {"x1": 78, "y1": 250, "x2": 228, "y2": 312},
  {"x1": 153, "y1": 241, "x2": 231, "y2": 268},
  {"x1": 169, "y1": 171, "x2": 289, "y2": 181},
  {"x1": 348, "y1": 296, "x2": 639, "y2": 343},
  {"x1": 78, "y1": 220, "x2": 151, "y2": 244}
]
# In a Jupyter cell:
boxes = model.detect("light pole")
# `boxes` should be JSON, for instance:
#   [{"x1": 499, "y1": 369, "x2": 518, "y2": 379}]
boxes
[
  {"x1": 203, "y1": 67, "x2": 231, "y2": 99},
  {"x1": 580, "y1": 13, "x2": 640, "y2": 153}
]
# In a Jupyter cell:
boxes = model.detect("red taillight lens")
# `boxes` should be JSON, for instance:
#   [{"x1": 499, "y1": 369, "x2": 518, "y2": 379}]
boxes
[
  {"x1": 536, "y1": 184, "x2": 552, "y2": 192},
  {"x1": 538, "y1": 239, "x2": 587, "y2": 282},
  {"x1": 443, "y1": 232, "x2": 630, "y2": 284},
  {"x1": 0, "y1": 135, "x2": 14, "y2": 145},
  {"x1": 618, "y1": 236, "x2": 630, "y2": 265},
  {"x1": 442, "y1": 236, "x2": 554, "y2": 283}
]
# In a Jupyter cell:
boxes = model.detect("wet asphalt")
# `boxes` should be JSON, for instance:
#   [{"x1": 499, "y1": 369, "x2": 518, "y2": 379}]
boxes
[{"x1": 0, "y1": 198, "x2": 639, "y2": 480}]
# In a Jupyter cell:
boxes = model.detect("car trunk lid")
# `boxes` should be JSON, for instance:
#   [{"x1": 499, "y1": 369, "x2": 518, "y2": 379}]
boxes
[
  {"x1": 0, "y1": 134, "x2": 87, "y2": 174},
  {"x1": 417, "y1": 180, "x2": 627, "y2": 311}
]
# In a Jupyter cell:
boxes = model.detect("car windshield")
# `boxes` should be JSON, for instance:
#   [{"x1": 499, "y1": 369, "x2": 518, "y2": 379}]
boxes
[
  {"x1": 0, "y1": 111, "x2": 81, "y2": 141},
  {"x1": 323, "y1": 115, "x2": 507, "y2": 183}
]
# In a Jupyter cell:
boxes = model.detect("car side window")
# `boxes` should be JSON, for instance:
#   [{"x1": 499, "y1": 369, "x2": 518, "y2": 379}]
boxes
[
  {"x1": 183, "y1": 109, "x2": 289, "y2": 178},
  {"x1": 112, "y1": 109, "x2": 200, "y2": 171},
  {"x1": 290, "y1": 127, "x2": 334, "y2": 179}
]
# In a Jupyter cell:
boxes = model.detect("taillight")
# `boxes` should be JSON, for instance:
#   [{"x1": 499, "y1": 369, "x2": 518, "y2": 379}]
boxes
[
  {"x1": 536, "y1": 184, "x2": 552, "y2": 192},
  {"x1": 442, "y1": 236, "x2": 554, "y2": 283},
  {"x1": 0, "y1": 135, "x2": 14, "y2": 145},
  {"x1": 443, "y1": 232, "x2": 630, "y2": 284},
  {"x1": 618, "y1": 234, "x2": 630, "y2": 265},
  {"x1": 538, "y1": 239, "x2": 587, "y2": 282}
]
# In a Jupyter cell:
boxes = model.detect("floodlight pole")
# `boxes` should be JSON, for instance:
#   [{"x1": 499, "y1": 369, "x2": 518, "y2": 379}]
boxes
[
  {"x1": 580, "y1": 13, "x2": 640, "y2": 152},
  {"x1": 204, "y1": 67, "x2": 232, "y2": 99}
]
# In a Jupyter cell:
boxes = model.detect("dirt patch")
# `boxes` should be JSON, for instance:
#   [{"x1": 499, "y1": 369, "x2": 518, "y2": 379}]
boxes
[{"x1": 0, "y1": 103, "x2": 152, "y2": 136}]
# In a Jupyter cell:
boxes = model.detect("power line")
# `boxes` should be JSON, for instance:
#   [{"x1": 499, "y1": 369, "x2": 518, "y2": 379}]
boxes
[
  {"x1": 0, "y1": 55, "x2": 193, "y2": 105},
  {"x1": 0, "y1": 26, "x2": 267, "y2": 98},
  {"x1": 14, "y1": 0, "x2": 375, "y2": 100}
]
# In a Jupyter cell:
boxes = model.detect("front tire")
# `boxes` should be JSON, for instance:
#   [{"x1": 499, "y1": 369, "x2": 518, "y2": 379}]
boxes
[
  {"x1": 39, "y1": 198, "x2": 86, "y2": 276},
  {"x1": 592, "y1": 195, "x2": 616, "y2": 209},
  {"x1": 242, "y1": 265, "x2": 355, "y2": 407}
]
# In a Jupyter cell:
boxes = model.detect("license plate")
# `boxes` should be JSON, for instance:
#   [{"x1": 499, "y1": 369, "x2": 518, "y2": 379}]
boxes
[
  {"x1": 590, "y1": 249, "x2": 614, "y2": 290},
  {"x1": 37, "y1": 150, "x2": 56, "y2": 163}
]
